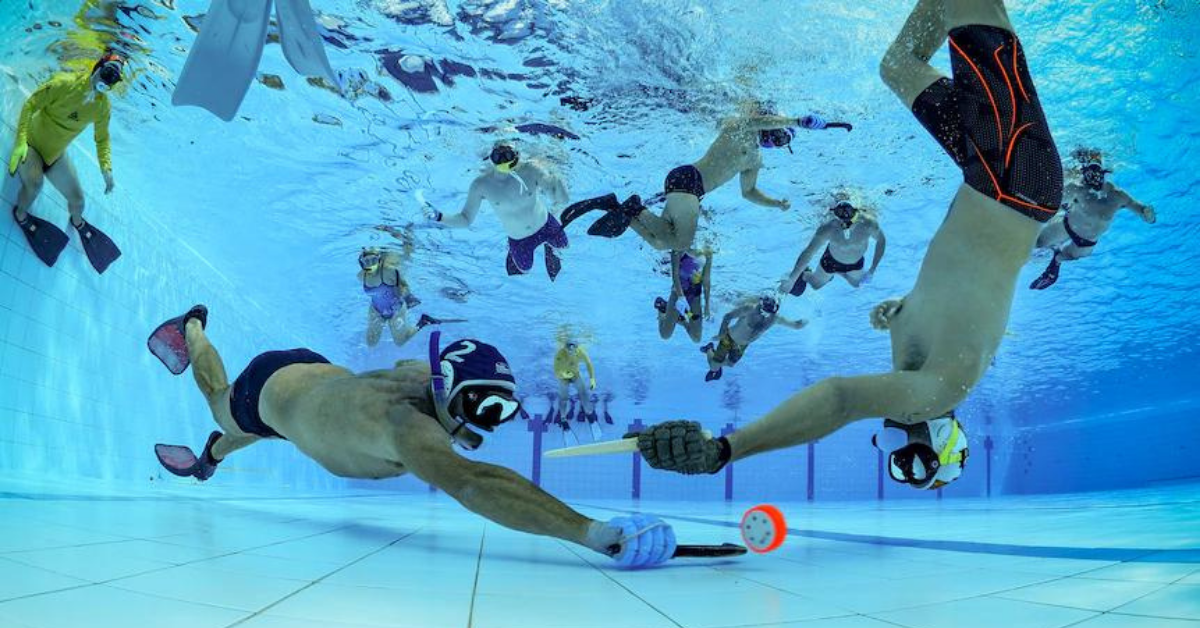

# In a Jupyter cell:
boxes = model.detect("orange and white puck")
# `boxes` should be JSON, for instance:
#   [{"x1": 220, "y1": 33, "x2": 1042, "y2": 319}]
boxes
[{"x1": 740, "y1": 504, "x2": 787, "y2": 553}]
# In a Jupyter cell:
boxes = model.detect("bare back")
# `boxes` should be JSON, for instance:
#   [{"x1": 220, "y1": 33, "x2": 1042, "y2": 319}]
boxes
[
  {"x1": 258, "y1": 360, "x2": 439, "y2": 479},
  {"x1": 693, "y1": 122, "x2": 763, "y2": 192}
]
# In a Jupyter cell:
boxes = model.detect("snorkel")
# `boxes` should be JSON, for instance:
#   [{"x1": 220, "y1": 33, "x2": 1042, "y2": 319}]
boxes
[
  {"x1": 489, "y1": 144, "x2": 519, "y2": 174},
  {"x1": 832, "y1": 201, "x2": 859, "y2": 229},
  {"x1": 428, "y1": 331, "x2": 484, "y2": 450},
  {"x1": 358, "y1": 249, "x2": 381, "y2": 275},
  {"x1": 91, "y1": 52, "x2": 125, "y2": 94},
  {"x1": 754, "y1": 101, "x2": 796, "y2": 153}
]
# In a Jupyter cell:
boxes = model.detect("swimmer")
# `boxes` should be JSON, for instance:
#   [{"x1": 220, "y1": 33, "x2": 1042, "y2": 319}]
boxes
[
  {"x1": 781, "y1": 194, "x2": 887, "y2": 295},
  {"x1": 553, "y1": 340, "x2": 596, "y2": 420},
  {"x1": 147, "y1": 307, "x2": 676, "y2": 568},
  {"x1": 429, "y1": 143, "x2": 571, "y2": 280},
  {"x1": 9, "y1": 51, "x2": 125, "y2": 272},
  {"x1": 656, "y1": 248, "x2": 714, "y2": 343},
  {"x1": 358, "y1": 247, "x2": 447, "y2": 347},
  {"x1": 629, "y1": 0, "x2": 1061, "y2": 484},
  {"x1": 1029, "y1": 150, "x2": 1155, "y2": 290},
  {"x1": 701, "y1": 295, "x2": 807, "y2": 382},
  {"x1": 559, "y1": 104, "x2": 852, "y2": 252}
]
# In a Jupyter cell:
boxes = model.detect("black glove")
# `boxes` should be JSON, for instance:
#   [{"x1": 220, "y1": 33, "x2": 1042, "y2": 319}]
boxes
[{"x1": 625, "y1": 420, "x2": 731, "y2": 475}]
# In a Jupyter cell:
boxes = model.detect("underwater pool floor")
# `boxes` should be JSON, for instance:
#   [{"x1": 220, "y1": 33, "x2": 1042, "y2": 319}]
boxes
[{"x1": 0, "y1": 480, "x2": 1197, "y2": 628}]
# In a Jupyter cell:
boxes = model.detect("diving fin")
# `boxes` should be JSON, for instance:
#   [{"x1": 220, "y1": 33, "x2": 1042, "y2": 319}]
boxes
[
  {"x1": 705, "y1": 369, "x2": 723, "y2": 382},
  {"x1": 13, "y1": 206, "x2": 69, "y2": 267},
  {"x1": 73, "y1": 219, "x2": 121, "y2": 274},
  {"x1": 275, "y1": 0, "x2": 336, "y2": 83},
  {"x1": 403, "y1": 292, "x2": 421, "y2": 309},
  {"x1": 155, "y1": 431, "x2": 222, "y2": 481},
  {"x1": 148, "y1": 305, "x2": 209, "y2": 375},
  {"x1": 1030, "y1": 258, "x2": 1061, "y2": 290},
  {"x1": 586, "y1": 195, "x2": 643, "y2": 238},
  {"x1": 172, "y1": 0, "x2": 273, "y2": 121},
  {"x1": 559, "y1": 193, "x2": 619, "y2": 229}
]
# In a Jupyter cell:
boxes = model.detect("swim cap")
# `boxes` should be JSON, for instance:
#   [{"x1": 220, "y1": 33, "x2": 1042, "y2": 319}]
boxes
[
  {"x1": 872, "y1": 414, "x2": 969, "y2": 490},
  {"x1": 488, "y1": 144, "x2": 519, "y2": 174},
  {"x1": 434, "y1": 335, "x2": 518, "y2": 432}
]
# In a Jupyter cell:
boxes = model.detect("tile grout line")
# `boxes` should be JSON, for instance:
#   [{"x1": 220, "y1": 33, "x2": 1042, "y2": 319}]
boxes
[{"x1": 465, "y1": 524, "x2": 487, "y2": 628}]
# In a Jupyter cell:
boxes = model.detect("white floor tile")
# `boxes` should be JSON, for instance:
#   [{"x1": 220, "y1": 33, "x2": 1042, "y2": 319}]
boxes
[
  {"x1": 4, "y1": 542, "x2": 175, "y2": 582},
  {"x1": 109, "y1": 564, "x2": 311, "y2": 612},
  {"x1": 1070, "y1": 614, "x2": 1200, "y2": 628},
  {"x1": 267, "y1": 583, "x2": 471, "y2": 628},
  {"x1": 471, "y1": 592, "x2": 677, "y2": 628},
  {"x1": 1114, "y1": 583, "x2": 1200, "y2": 620},
  {"x1": 0, "y1": 584, "x2": 248, "y2": 628},
  {"x1": 649, "y1": 590, "x2": 852, "y2": 627},
  {"x1": 874, "y1": 596, "x2": 1098, "y2": 628},
  {"x1": 0, "y1": 557, "x2": 87, "y2": 602},
  {"x1": 993, "y1": 577, "x2": 1165, "y2": 611},
  {"x1": 1078, "y1": 562, "x2": 1200, "y2": 584}
]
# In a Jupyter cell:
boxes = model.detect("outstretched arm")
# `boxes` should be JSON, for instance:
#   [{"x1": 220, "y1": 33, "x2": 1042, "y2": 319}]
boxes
[
  {"x1": 719, "y1": 306, "x2": 750, "y2": 336},
  {"x1": 785, "y1": 227, "x2": 832, "y2": 283},
  {"x1": 727, "y1": 369, "x2": 963, "y2": 462},
  {"x1": 869, "y1": 224, "x2": 887, "y2": 274},
  {"x1": 734, "y1": 114, "x2": 851, "y2": 132},
  {"x1": 702, "y1": 252, "x2": 714, "y2": 319},
  {"x1": 739, "y1": 168, "x2": 788, "y2": 209},
  {"x1": 581, "y1": 348, "x2": 596, "y2": 387},
  {"x1": 774, "y1": 316, "x2": 808, "y2": 330},
  {"x1": 437, "y1": 179, "x2": 485, "y2": 228},
  {"x1": 1116, "y1": 186, "x2": 1155, "y2": 224},
  {"x1": 394, "y1": 412, "x2": 598, "y2": 547}
]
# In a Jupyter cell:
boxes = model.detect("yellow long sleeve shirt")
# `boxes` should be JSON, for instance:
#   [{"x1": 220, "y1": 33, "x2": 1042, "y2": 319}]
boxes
[
  {"x1": 554, "y1": 347, "x2": 593, "y2": 382},
  {"x1": 16, "y1": 72, "x2": 112, "y2": 172}
]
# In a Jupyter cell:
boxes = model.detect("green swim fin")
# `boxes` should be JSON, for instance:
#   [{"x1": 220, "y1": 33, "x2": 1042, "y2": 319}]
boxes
[
  {"x1": 74, "y1": 219, "x2": 121, "y2": 274},
  {"x1": 13, "y1": 206, "x2": 69, "y2": 267}
]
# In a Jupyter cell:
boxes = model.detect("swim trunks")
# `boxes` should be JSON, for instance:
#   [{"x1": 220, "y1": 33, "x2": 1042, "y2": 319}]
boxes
[
  {"x1": 819, "y1": 248, "x2": 865, "y2": 274},
  {"x1": 230, "y1": 349, "x2": 331, "y2": 439},
  {"x1": 711, "y1": 332, "x2": 745, "y2": 367},
  {"x1": 664, "y1": 165, "x2": 705, "y2": 199},
  {"x1": 507, "y1": 215, "x2": 568, "y2": 277},
  {"x1": 1063, "y1": 213, "x2": 1097, "y2": 248},
  {"x1": 910, "y1": 25, "x2": 1062, "y2": 221}
]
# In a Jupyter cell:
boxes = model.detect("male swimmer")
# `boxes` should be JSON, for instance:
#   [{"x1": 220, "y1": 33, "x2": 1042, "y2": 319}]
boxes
[
  {"x1": 9, "y1": 51, "x2": 125, "y2": 272},
  {"x1": 1029, "y1": 149, "x2": 1155, "y2": 290},
  {"x1": 702, "y1": 294, "x2": 806, "y2": 382},
  {"x1": 430, "y1": 143, "x2": 571, "y2": 280},
  {"x1": 629, "y1": 0, "x2": 1057, "y2": 493},
  {"x1": 147, "y1": 306, "x2": 677, "y2": 568},
  {"x1": 559, "y1": 104, "x2": 851, "y2": 252},
  {"x1": 782, "y1": 194, "x2": 887, "y2": 296}
]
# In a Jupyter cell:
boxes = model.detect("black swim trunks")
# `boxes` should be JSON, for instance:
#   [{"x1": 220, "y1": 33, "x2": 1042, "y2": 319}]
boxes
[
  {"x1": 819, "y1": 248, "x2": 865, "y2": 274},
  {"x1": 229, "y1": 349, "x2": 331, "y2": 439},
  {"x1": 1063, "y1": 214, "x2": 1097, "y2": 248},
  {"x1": 664, "y1": 165, "x2": 705, "y2": 199},
  {"x1": 910, "y1": 25, "x2": 1062, "y2": 221}
]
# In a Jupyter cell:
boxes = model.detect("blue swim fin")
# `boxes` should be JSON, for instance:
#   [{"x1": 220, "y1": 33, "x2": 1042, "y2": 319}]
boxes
[
  {"x1": 275, "y1": 0, "x2": 336, "y2": 83},
  {"x1": 73, "y1": 219, "x2": 121, "y2": 274},
  {"x1": 173, "y1": 0, "x2": 273, "y2": 121},
  {"x1": 13, "y1": 206, "x2": 69, "y2": 267}
]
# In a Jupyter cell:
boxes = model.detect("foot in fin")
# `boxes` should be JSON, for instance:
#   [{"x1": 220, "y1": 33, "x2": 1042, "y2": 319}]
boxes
[
  {"x1": 705, "y1": 369, "x2": 723, "y2": 382},
  {"x1": 560, "y1": 193, "x2": 619, "y2": 229},
  {"x1": 154, "y1": 431, "x2": 222, "y2": 481},
  {"x1": 13, "y1": 206, "x2": 69, "y2": 267},
  {"x1": 700, "y1": 342, "x2": 714, "y2": 354},
  {"x1": 587, "y1": 195, "x2": 644, "y2": 238},
  {"x1": 73, "y1": 219, "x2": 121, "y2": 274},
  {"x1": 403, "y1": 293, "x2": 421, "y2": 308},
  {"x1": 1030, "y1": 258, "x2": 1061, "y2": 290},
  {"x1": 544, "y1": 245, "x2": 562, "y2": 281},
  {"x1": 789, "y1": 270, "x2": 811, "y2": 296},
  {"x1": 148, "y1": 305, "x2": 209, "y2": 375},
  {"x1": 416, "y1": 313, "x2": 441, "y2": 329},
  {"x1": 654, "y1": 297, "x2": 668, "y2": 314}
]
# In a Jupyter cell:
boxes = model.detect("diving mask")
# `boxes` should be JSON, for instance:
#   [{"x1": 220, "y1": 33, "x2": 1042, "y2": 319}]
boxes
[
  {"x1": 488, "y1": 144, "x2": 519, "y2": 174},
  {"x1": 872, "y1": 416, "x2": 969, "y2": 490},
  {"x1": 1082, "y1": 163, "x2": 1109, "y2": 190},
  {"x1": 832, "y1": 201, "x2": 858, "y2": 228},
  {"x1": 92, "y1": 53, "x2": 124, "y2": 92}
]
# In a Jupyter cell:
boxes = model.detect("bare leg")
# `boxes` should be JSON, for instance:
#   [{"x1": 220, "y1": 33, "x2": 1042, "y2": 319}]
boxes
[
  {"x1": 880, "y1": 0, "x2": 949, "y2": 108},
  {"x1": 557, "y1": 379, "x2": 571, "y2": 414},
  {"x1": 630, "y1": 194, "x2": 699, "y2": 251},
  {"x1": 657, "y1": 292, "x2": 681, "y2": 339},
  {"x1": 366, "y1": 307, "x2": 384, "y2": 346},
  {"x1": 807, "y1": 267, "x2": 834, "y2": 290},
  {"x1": 1035, "y1": 215, "x2": 1069, "y2": 249},
  {"x1": 183, "y1": 319, "x2": 260, "y2": 458},
  {"x1": 389, "y1": 308, "x2": 419, "y2": 346},
  {"x1": 683, "y1": 296, "x2": 704, "y2": 343},
  {"x1": 945, "y1": 0, "x2": 1014, "y2": 32},
  {"x1": 14, "y1": 150, "x2": 47, "y2": 219},
  {"x1": 842, "y1": 269, "x2": 865, "y2": 287},
  {"x1": 574, "y1": 377, "x2": 593, "y2": 414},
  {"x1": 41, "y1": 153, "x2": 86, "y2": 225}
]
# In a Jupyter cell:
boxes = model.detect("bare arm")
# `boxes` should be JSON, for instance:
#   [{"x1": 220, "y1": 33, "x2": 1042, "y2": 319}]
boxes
[
  {"x1": 581, "y1": 348, "x2": 595, "y2": 383},
  {"x1": 393, "y1": 411, "x2": 599, "y2": 548},
  {"x1": 734, "y1": 114, "x2": 802, "y2": 132},
  {"x1": 719, "y1": 305, "x2": 751, "y2": 336},
  {"x1": 869, "y1": 222, "x2": 887, "y2": 273},
  {"x1": 727, "y1": 369, "x2": 965, "y2": 461},
  {"x1": 1116, "y1": 186, "x2": 1155, "y2": 223},
  {"x1": 702, "y1": 253, "x2": 714, "y2": 318},
  {"x1": 787, "y1": 226, "x2": 833, "y2": 282},
  {"x1": 437, "y1": 179, "x2": 485, "y2": 228},
  {"x1": 739, "y1": 168, "x2": 788, "y2": 209},
  {"x1": 531, "y1": 162, "x2": 569, "y2": 206},
  {"x1": 774, "y1": 316, "x2": 808, "y2": 330}
]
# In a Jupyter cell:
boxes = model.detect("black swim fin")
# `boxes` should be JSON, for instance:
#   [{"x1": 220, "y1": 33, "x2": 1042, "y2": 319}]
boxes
[
  {"x1": 560, "y1": 193, "x2": 619, "y2": 229},
  {"x1": 705, "y1": 369, "x2": 723, "y2": 382},
  {"x1": 587, "y1": 195, "x2": 644, "y2": 238},
  {"x1": 1030, "y1": 258, "x2": 1061, "y2": 290},
  {"x1": 73, "y1": 219, "x2": 121, "y2": 274},
  {"x1": 13, "y1": 206, "x2": 69, "y2": 267},
  {"x1": 148, "y1": 305, "x2": 209, "y2": 375}
]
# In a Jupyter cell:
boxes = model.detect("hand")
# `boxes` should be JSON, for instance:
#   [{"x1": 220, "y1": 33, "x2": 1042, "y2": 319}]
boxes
[
  {"x1": 704, "y1": 309, "x2": 713, "y2": 322},
  {"x1": 860, "y1": 270, "x2": 874, "y2": 285},
  {"x1": 590, "y1": 377, "x2": 597, "y2": 390},
  {"x1": 103, "y1": 170, "x2": 115, "y2": 194},
  {"x1": 870, "y1": 298, "x2": 904, "y2": 331},
  {"x1": 1143, "y1": 206, "x2": 1156, "y2": 224},
  {"x1": 591, "y1": 515, "x2": 677, "y2": 569},
  {"x1": 776, "y1": 198, "x2": 791, "y2": 211},
  {"x1": 628, "y1": 420, "x2": 731, "y2": 475},
  {"x1": 424, "y1": 205, "x2": 442, "y2": 222},
  {"x1": 8, "y1": 142, "x2": 28, "y2": 176}
]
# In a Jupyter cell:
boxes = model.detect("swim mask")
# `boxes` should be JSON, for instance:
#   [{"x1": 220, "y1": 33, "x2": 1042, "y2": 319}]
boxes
[
  {"x1": 832, "y1": 201, "x2": 858, "y2": 228},
  {"x1": 759, "y1": 128, "x2": 795, "y2": 153},
  {"x1": 92, "y1": 52, "x2": 125, "y2": 92},
  {"x1": 358, "y1": 249, "x2": 381, "y2": 272},
  {"x1": 488, "y1": 144, "x2": 519, "y2": 174},
  {"x1": 759, "y1": 295, "x2": 779, "y2": 315},
  {"x1": 566, "y1": 342, "x2": 578, "y2": 352},
  {"x1": 871, "y1": 414, "x2": 969, "y2": 490},
  {"x1": 429, "y1": 332, "x2": 519, "y2": 449},
  {"x1": 1081, "y1": 163, "x2": 1110, "y2": 190}
]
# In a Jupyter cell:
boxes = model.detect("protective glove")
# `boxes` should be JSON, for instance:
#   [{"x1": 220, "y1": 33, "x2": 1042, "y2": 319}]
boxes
[
  {"x1": 103, "y1": 170, "x2": 115, "y2": 194},
  {"x1": 586, "y1": 515, "x2": 677, "y2": 568},
  {"x1": 798, "y1": 114, "x2": 827, "y2": 130},
  {"x1": 626, "y1": 420, "x2": 731, "y2": 475},
  {"x1": 8, "y1": 141, "x2": 28, "y2": 176}
]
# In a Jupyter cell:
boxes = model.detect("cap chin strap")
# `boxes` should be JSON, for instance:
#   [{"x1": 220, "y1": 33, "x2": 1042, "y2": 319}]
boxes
[{"x1": 428, "y1": 331, "x2": 483, "y2": 450}]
